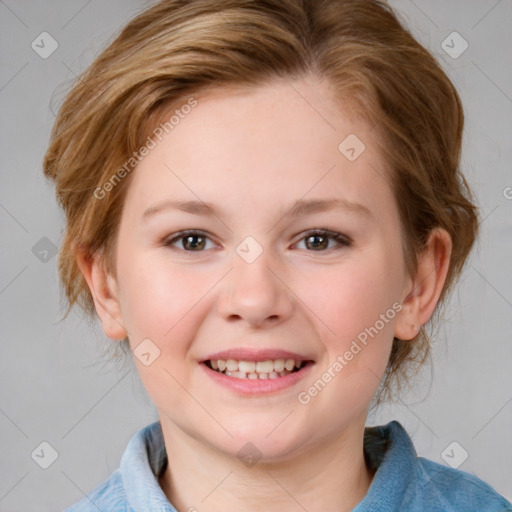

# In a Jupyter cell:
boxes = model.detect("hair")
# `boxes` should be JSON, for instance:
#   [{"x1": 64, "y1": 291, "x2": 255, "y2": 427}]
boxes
[{"x1": 43, "y1": 0, "x2": 479, "y2": 403}]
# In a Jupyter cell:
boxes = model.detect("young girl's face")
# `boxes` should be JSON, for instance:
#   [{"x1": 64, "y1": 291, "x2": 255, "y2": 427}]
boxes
[{"x1": 106, "y1": 75, "x2": 414, "y2": 459}]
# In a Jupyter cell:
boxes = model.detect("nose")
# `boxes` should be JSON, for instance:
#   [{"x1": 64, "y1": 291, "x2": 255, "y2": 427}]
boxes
[{"x1": 216, "y1": 248, "x2": 295, "y2": 329}]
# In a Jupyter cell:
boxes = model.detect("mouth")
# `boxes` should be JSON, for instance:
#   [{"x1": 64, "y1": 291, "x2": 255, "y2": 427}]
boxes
[
  {"x1": 204, "y1": 357, "x2": 308, "y2": 380},
  {"x1": 199, "y1": 349, "x2": 314, "y2": 394}
]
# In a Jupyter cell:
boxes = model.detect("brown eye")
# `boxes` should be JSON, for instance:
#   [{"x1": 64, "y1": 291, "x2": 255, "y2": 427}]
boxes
[
  {"x1": 164, "y1": 231, "x2": 215, "y2": 251},
  {"x1": 182, "y1": 234, "x2": 206, "y2": 251},
  {"x1": 296, "y1": 230, "x2": 351, "y2": 252},
  {"x1": 305, "y1": 234, "x2": 329, "y2": 250}
]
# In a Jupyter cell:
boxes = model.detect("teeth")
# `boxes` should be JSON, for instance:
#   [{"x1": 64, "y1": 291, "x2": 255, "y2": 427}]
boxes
[
  {"x1": 208, "y1": 358, "x2": 305, "y2": 379},
  {"x1": 238, "y1": 361, "x2": 256, "y2": 373},
  {"x1": 226, "y1": 359, "x2": 238, "y2": 371},
  {"x1": 255, "y1": 360, "x2": 274, "y2": 373},
  {"x1": 273, "y1": 359, "x2": 285, "y2": 372},
  {"x1": 284, "y1": 359, "x2": 295, "y2": 371}
]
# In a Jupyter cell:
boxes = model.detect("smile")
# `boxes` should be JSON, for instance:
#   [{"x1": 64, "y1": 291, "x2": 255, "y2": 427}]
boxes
[
  {"x1": 205, "y1": 358, "x2": 303, "y2": 379},
  {"x1": 200, "y1": 349, "x2": 314, "y2": 394}
]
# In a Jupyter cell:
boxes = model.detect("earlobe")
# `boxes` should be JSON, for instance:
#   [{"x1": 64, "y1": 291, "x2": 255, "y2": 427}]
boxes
[
  {"x1": 75, "y1": 249, "x2": 128, "y2": 341},
  {"x1": 394, "y1": 228, "x2": 452, "y2": 341}
]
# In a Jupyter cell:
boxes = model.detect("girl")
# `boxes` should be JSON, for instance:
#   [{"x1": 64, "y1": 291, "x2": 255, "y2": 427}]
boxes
[{"x1": 43, "y1": 0, "x2": 511, "y2": 510}]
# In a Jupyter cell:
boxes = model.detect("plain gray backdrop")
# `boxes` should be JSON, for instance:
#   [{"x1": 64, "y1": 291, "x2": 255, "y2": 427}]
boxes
[{"x1": 1, "y1": 0, "x2": 511, "y2": 510}]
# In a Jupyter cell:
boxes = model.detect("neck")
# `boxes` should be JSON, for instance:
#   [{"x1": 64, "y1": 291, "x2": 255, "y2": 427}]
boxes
[{"x1": 158, "y1": 414, "x2": 375, "y2": 512}]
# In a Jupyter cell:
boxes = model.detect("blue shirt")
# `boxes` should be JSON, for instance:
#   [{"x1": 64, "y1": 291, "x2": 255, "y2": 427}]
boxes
[{"x1": 64, "y1": 420, "x2": 511, "y2": 511}]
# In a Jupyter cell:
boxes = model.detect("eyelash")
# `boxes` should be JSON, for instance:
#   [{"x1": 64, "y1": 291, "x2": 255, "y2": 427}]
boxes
[{"x1": 163, "y1": 229, "x2": 352, "y2": 253}]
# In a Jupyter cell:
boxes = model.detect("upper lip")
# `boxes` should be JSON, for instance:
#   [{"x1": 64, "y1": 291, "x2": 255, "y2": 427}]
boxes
[{"x1": 201, "y1": 348, "x2": 313, "y2": 363}]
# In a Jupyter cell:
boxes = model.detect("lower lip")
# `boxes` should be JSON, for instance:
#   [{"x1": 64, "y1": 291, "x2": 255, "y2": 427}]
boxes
[{"x1": 200, "y1": 362, "x2": 313, "y2": 395}]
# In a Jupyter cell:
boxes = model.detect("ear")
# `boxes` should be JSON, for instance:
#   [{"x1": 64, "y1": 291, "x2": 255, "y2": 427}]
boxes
[
  {"x1": 75, "y1": 249, "x2": 128, "y2": 341},
  {"x1": 394, "y1": 228, "x2": 452, "y2": 341}
]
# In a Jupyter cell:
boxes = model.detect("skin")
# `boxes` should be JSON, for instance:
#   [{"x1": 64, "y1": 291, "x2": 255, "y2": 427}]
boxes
[{"x1": 77, "y1": 74, "x2": 452, "y2": 511}]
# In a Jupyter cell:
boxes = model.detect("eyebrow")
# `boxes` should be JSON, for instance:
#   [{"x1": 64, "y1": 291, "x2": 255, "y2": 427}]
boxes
[{"x1": 142, "y1": 197, "x2": 373, "y2": 222}]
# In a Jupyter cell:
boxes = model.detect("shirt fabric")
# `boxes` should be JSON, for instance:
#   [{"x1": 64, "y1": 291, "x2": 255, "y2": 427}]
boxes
[{"x1": 64, "y1": 420, "x2": 511, "y2": 511}]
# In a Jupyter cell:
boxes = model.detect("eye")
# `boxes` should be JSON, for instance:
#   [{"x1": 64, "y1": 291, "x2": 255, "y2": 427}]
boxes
[
  {"x1": 163, "y1": 229, "x2": 351, "y2": 253},
  {"x1": 164, "y1": 230, "x2": 217, "y2": 251},
  {"x1": 294, "y1": 230, "x2": 352, "y2": 252}
]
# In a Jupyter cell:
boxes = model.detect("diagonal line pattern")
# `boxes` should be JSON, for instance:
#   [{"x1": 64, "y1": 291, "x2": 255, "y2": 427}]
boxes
[
  {"x1": 266, "y1": 410, "x2": 294, "y2": 438},
  {"x1": 471, "y1": 397, "x2": 512, "y2": 440},
  {"x1": 265, "y1": 471, "x2": 310, "y2": 511},
  {"x1": 409, "y1": 0, "x2": 440, "y2": 29},
  {"x1": 471, "y1": 61, "x2": 512, "y2": 104},
  {"x1": 163, "y1": 163, "x2": 234, "y2": 233},
  {"x1": 61, "y1": 370, "x2": 131, "y2": 439},
  {"x1": 0, "y1": 471, "x2": 29, "y2": 503},
  {"x1": 0, "y1": 408, "x2": 29, "y2": 438},
  {"x1": 0, "y1": 62, "x2": 29, "y2": 93},
  {"x1": 367, "y1": 368, "x2": 439, "y2": 439},
  {"x1": 283, "y1": 77, "x2": 337, "y2": 132},
  {"x1": 478, "y1": 204, "x2": 499, "y2": 226},
  {"x1": 61, "y1": 0, "x2": 92, "y2": 29},
  {"x1": 61, "y1": 470, "x2": 106, "y2": 512},
  {"x1": 0, "y1": 265, "x2": 28, "y2": 295},
  {"x1": 96, "y1": 300, "x2": 131, "y2": 338},
  {"x1": 0, "y1": 0, "x2": 29, "y2": 28},
  {"x1": 60, "y1": 61, "x2": 110, "y2": 109},
  {"x1": 403, "y1": 458, "x2": 458, "y2": 510},
  {"x1": 162, "y1": 368, "x2": 233, "y2": 438},
  {"x1": 471, "y1": 265, "x2": 512, "y2": 310},
  {"x1": 200, "y1": 471, "x2": 233, "y2": 502},
  {"x1": 471, "y1": 0, "x2": 503, "y2": 30},
  {"x1": 368, "y1": 161, "x2": 393, "y2": 189},
  {"x1": 396, "y1": 396, "x2": 439, "y2": 439},
  {"x1": 0, "y1": 202, "x2": 29, "y2": 233}
]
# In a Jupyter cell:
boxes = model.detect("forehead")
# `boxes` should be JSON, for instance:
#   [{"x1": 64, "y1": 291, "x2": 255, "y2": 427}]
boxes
[{"x1": 123, "y1": 76, "x2": 395, "y2": 225}]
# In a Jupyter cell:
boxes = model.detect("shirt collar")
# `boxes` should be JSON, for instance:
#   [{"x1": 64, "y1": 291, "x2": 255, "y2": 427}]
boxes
[
  {"x1": 120, "y1": 420, "x2": 176, "y2": 511},
  {"x1": 120, "y1": 419, "x2": 414, "y2": 511},
  {"x1": 354, "y1": 420, "x2": 417, "y2": 511}
]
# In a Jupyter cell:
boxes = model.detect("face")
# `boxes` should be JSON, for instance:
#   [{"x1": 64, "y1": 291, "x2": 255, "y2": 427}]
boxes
[{"x1": 105, "y1": 75, "x2": 413, "y2": 460}]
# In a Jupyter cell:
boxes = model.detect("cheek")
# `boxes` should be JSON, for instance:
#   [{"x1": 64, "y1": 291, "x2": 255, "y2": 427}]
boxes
[
  {"x1": 117, "y1": 256, "x2": 216, "y2": 409},
  {"x1": 117, "y1": 254, "x2": 211, "y2": 354},
  {"x1": 299, "y1": 251, "x2": 402, "y2": 347}
]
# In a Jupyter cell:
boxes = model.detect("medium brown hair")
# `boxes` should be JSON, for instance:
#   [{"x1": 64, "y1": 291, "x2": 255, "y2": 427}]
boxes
[{"x1": 43, "y1": 0, "x2": 479, "y2": 401}]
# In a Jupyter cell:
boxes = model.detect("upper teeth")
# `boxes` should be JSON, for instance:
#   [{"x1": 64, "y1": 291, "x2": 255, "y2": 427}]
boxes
[{"x1": 211, "y1": 358, "x2": 302, "y2": 374}]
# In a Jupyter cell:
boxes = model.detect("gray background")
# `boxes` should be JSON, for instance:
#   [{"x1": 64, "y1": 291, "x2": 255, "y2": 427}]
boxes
[{"x1": 1, "y1": 0, "x2": 511, "y2": 510}]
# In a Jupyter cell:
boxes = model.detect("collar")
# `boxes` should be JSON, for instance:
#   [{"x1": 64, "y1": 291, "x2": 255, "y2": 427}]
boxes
[{"x1": 120, "y1": 419, "x2": 416, "y2": 511}]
